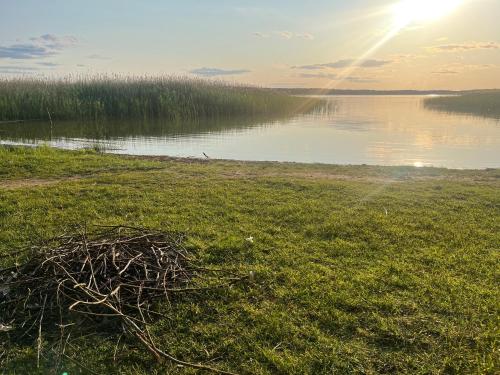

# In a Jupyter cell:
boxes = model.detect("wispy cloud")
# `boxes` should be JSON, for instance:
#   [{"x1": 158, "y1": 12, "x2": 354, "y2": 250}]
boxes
[
  {"x1": 299, "y1": 72, "x2": 338, "y2": 79},
  {"x1": 345, "y1": 76, "x2": 378, "y2": 83},
  {"x1": 254, "y1": 31, "x2": 314, "y2": 41},
  {"x1": 299, "y1": 72, "x2": 378, "y2": 83},
  {"x1": 431, "y1": 63, "x2": 496, "y2": 75},
  {"x1": 355, "y1": 59, "x2": 391, "y2": 68},
  {"x1": 277, "y1": 31, "x2": 294, "y2": 40},
  {"x1": 36, "y1": 62, "x2": 60, "y2": 67},
  {"x1": 429, "y1": 41, "x2": 500, "y2": 52},
  {"x1": 0, "y1": 34, "x2": 77, "y2": 60},
  {"x1": 432, "y1": 69, "x2": 459, "y2": 75},
  {"x1": 0, "y1": 65, "x2": 38, "y2": 74},
  {"x1": 294, "y1": 59, "x2": 392, "y2": 70},
  {"x1": 0, "y1": 45, "x2": 52, "y2": 59},
  {"x1": 29, "y1": 34, "x2": 77, "y2": 50},
  {"x1": 435, "y1": 37, "x2": 449, "y2": 42},
  {"x1": 253, "y1": 32, "x2": 269, "y2": 38},
  {"x1": 189, "y1": 67, "x2": 251, "y2": 77},
  {"x1": 87, "y1": 54, "x2": 111, "y2": 60},
  {"x1": 297, "y1": 33, "x2": 314, "y2": 40},
  {"x1": 278, "y1": 31, "x2": 315, "y2": 40}
]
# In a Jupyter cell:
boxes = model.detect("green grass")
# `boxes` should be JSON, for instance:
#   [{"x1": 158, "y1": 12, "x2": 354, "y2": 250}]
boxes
[
  {"x1": 0, "y1": 146, "x2": 499, "y2": 374},
  {"x1": 0, "y1": 76, "x2": 320, "y2": 122},
  {"x1": 424, "y1": 91, "x2": 500, "y2": 119}
]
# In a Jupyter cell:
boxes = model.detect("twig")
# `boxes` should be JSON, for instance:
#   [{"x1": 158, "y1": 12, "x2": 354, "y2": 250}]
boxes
[{"x1": 37, "y1": 294, "x2": 47, "y2": 368}]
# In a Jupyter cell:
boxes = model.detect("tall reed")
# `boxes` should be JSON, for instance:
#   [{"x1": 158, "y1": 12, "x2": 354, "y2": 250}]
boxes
[
  {"x1": 0, "y1": 76, "x2": 320, "y2": 121},
  {"x1": 424, "y1": 91, "x2": 500, "y2": 119}
]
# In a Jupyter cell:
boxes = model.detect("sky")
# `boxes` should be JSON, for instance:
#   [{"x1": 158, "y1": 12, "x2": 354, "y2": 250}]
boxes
[{"x1": 0, "y1": 0, "x2": 499, "y2": 89}]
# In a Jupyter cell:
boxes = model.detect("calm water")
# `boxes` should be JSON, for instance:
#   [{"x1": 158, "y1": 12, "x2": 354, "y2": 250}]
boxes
[{"x1": 1, "y1": 96, "x2": 499, "y2": 169}]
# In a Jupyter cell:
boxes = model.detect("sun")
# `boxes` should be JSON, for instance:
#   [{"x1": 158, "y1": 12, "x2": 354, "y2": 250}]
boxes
[{"x1": 392, "y1": 0, "x2": 462, "y2": 27}]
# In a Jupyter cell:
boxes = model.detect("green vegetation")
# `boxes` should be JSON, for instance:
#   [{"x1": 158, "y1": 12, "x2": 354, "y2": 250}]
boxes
[
  {"x1": 424, "y1": 91, "x2": 500, "y2": 119},
  {"x1": 1, "y1": 146, "x2": 499, "y2": 374},
  {"x1": 0, "y1": 76, "x2": 319, "y2": 122}
]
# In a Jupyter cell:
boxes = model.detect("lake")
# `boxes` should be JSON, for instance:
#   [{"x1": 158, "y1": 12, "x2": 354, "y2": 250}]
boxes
[{"x1": 1, "y1": 96, "x2": 499, "y2": 169}]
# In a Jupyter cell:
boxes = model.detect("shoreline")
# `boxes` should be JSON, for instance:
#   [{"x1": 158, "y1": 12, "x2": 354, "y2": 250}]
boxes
[
  {"x1": 119, "y1": 153, "x2": 500, "y2": 172},
  {"x1": 2, "y1": 144, "x2": 498, "y2": 172}
]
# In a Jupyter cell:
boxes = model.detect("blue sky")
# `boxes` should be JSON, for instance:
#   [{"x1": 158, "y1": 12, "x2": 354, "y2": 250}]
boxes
[{"x1": 1, "y1": 0, "x2": 499, "y2": 89}]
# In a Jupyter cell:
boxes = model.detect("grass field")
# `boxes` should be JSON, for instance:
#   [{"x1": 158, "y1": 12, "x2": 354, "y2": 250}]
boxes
[
  {"x1": 0, "y1": 77, "x2": 319, "y2": 122},
  {"x1": 0, "y1": 146, "x2": 499, "y2": 374},
  {"x1": 424, "y1": 91, "x2": 500, "y2": 119}
]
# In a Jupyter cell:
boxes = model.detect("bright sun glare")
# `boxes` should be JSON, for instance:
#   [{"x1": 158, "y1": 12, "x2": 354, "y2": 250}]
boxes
[{"x1": 392, "y1": 0, "x2": 462, "y2": 27}]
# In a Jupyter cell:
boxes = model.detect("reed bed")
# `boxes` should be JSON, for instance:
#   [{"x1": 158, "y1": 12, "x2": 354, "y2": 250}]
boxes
[
  {"x1": 0, "y1": 76, "x2": 319, "y2": 122},
  {"x1": 424, "y1": 91, "x2": 500, "y2": 119}
]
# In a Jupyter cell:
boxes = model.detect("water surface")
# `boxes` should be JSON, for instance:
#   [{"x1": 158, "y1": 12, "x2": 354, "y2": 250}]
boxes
[{"x1": 1, "y1": 96, "x2": 499, "y2": 169}]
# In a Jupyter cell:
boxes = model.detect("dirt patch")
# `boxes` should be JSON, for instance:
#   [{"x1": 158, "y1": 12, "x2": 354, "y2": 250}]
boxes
[{"x1": 0, "y1": 176, "x2": 86, "y2": 190}]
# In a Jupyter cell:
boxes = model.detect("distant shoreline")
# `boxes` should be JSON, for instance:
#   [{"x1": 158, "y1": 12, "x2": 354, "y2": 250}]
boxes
[{"x1": 275, "y1": 88, "x2": 499, "y2": 96}]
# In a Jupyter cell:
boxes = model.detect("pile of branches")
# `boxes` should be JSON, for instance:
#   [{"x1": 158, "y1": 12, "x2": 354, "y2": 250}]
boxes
[{"x1": 0, "y1": 226, "x2": 243, "y2": 374}]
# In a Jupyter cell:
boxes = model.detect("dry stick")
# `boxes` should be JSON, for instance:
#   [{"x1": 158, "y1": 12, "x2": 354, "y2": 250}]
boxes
[
  {"x1": 37, "y1": 294, "x2": 48, "y2": 368},
  {"x1": 118, "y1": 253, "x2": 143, "y2": 276},
  {"x1": 113, "y1": 333, "x2": 124, "y2": 363}
]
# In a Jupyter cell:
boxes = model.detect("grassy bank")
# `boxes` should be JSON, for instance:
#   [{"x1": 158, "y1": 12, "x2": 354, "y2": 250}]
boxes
[
  {"x1": 0, "y1": 77, "x2": 319, "y2": 122},
  {"x1": 0, "y1": 147, "x2": 499, "y2": 374},
  {"x1": 424, "y1": 91, "x2": 500, "y2": 119}
]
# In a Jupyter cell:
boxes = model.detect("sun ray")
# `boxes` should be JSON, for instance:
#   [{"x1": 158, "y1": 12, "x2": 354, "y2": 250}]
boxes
[{"x1": 305, "y1": 0, "x2": 464, "y2": 93}]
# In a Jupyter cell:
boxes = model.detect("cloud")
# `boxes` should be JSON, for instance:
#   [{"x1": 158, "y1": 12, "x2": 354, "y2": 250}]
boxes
[
  {"x1": 189, "y1": 67, "x2": 251, "y2": 77},
  {"x1": 253, "y1": 32, "x2": 269, "y2": 38},
  {"x1": 294, "y1": 59, "x2": 392, "y2": 70},
  {"x1": 432, "y1": 70, "x2": 459, "y2": 75},
  {"x1": 0, "y1": 34, "x2": 77, "y2": 60},
  {"x1": 257, "y1": 31, "x2": 314, "y2": 40},
  {"x1": 0, "y1": 61, "x2": 65, "y2": 75},
  {"x1": 281, "y1": 31, "x2": 314, "y2": 40},
  {"x1": 299, "y1": 73, "x2": 338, "y2": 79},
  {"x1": 278, "y1": 31, "x2": 294, "y2": 40},
  {"x1": 30, "y1": 34, "x2": 77, "y2": 50},
  {"x1": 0, "y1": 65, "x2": 38, "y2": 74},
  {"x1": 299, "y1": 72, "x2": 378, "y2": 83},
  {"x1": 327, "y1": 59, "x2": 391, "y2": 68},
  {"x1": 295, "y1": 64, "x2": 324, "y2": 70},
  {"x1": 87, "y1": 54, "x2": 110, "y2": 60},
  {"x1": 0, "y1": 44, "x2": 55, "y2": 59},
  {"x1": 389, "y1": 53, "x2": 423, "y2": 62},
  {"x1": 345, "y1": 76, "x2": 378, "y2": 83},
  {"x1": 37, "y1": 62, "x2": 60, "y2": 67},
  {"x1": 429, "y1": 41, "x2": 500, "y2": 52},
  {"x1": 431, "y1": 63, "x2": 496, "y2": 75},
  {"x1": 296, "y1": 33, "x2": 314, "y2": 40},
  {"x1": 357, "y1": 59, "x2": 391, "y2": 68}
]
